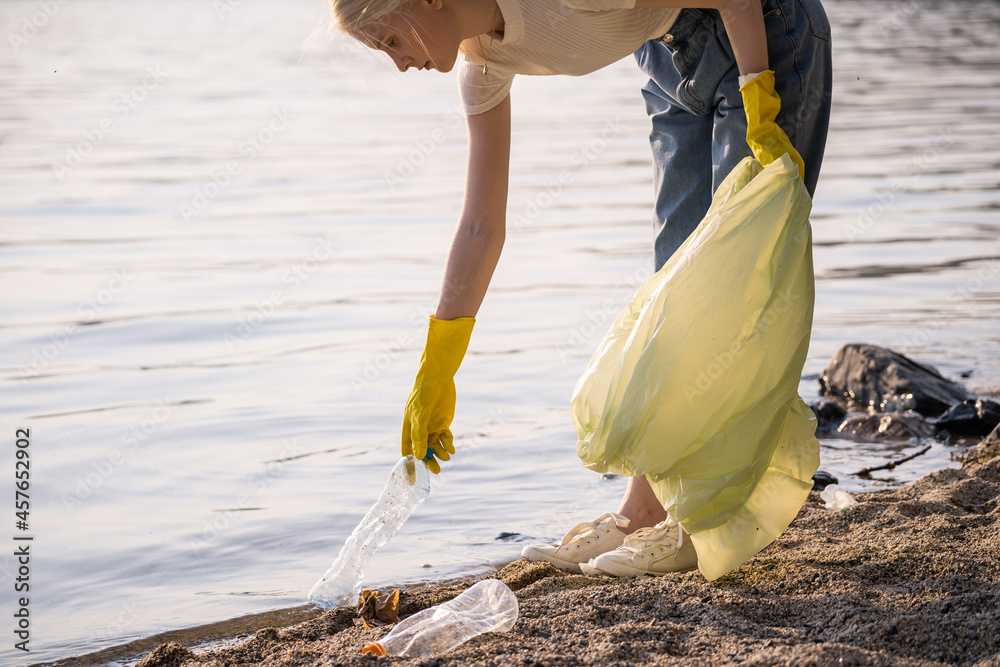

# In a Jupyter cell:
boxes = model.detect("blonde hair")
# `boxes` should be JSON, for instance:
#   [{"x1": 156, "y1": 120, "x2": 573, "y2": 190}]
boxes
[{"x1": 331, "y1": 0, "x2": 413, "y2": 42}]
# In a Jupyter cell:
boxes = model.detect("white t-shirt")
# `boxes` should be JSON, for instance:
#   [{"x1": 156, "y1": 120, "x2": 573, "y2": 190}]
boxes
[{"x1": 458, "y1": 0, "x2": 679, "y2": 115}]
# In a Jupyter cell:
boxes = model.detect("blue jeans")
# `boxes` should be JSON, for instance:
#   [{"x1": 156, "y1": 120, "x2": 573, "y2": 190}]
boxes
[{"x1": 634, "y1": 0, "x2": 833, "y2": 270}]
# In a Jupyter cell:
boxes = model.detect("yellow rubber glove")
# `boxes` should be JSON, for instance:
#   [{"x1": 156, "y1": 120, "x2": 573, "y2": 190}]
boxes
[
  {"x1": 739, "y1": 70, "x2": 806, "y2": 180},
  {"x1": 401, "y1": 314, "x2": 475, "y2": 474}
]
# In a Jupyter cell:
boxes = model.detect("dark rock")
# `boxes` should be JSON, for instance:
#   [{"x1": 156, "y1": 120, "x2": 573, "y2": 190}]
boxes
[
  {"x1": 930, "y1": 399, "x2": 1000, "y2": 438},
  {"x1": 818, "y1": 344, "x2": 972, "y2": 417},
  {"x1": 811, "y1": 470, "x2": 838, "y2": 490},
  {"x1": 496, "y1": 532, "x2": 522, "y2": 541},
  {"x1": 835, "y1": 411, "x2": 935, "y2": 443},
  {"x1": 810, "y1": 400, "x2": 847, "y2": 434}
]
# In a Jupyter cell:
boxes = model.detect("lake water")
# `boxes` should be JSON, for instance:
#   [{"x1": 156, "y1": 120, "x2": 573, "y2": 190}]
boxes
[{"x1": 1, "y1": 0, "x2": 998, "y2": 663}]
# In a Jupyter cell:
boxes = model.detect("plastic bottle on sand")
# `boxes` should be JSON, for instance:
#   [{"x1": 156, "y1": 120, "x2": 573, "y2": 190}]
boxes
[
  {"x1": 820, "y1": 484, "x2": 858, "y2": 510},
  {"x1": 362, "y1": 579, "x2": 518, "y2": 658},
  {"x1": 308, "y1": 455, "x2": 431, "y2": 608}
]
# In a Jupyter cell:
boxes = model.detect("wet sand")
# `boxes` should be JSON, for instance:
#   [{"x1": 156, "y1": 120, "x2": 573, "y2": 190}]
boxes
[{"x1": 130, "y1": 432, "x2": 1000, "y2": 667}]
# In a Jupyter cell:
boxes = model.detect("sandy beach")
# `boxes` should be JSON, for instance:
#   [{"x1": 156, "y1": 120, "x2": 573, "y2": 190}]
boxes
[{"x1": 130, "y1": 428, "x2": 1000, "y2": 667}]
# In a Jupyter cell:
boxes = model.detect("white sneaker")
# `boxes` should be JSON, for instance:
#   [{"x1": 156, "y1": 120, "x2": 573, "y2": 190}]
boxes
[
  {"x1": 580, "y1": 518, "x2": 698, "y2": 577},
  {"x1": 521, "y1": 512, "x2": 630, "y2": 573}
]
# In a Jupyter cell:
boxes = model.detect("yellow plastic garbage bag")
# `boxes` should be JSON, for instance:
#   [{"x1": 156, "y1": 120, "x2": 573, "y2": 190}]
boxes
[{"x1": 571, "y1": 153, "x2": 819, "y2": 581}]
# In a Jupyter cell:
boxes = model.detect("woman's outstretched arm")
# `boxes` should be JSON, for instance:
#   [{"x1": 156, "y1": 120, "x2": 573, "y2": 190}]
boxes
[
  {"x1": 399, "y1": 94, "x2": 510, "y2": 472},
  {"x1": 635, "y1": 0, "x2": 768, "y2": 76},
  {"x1": 434, "y1": 94, "x2": 511, "y2": 320}
]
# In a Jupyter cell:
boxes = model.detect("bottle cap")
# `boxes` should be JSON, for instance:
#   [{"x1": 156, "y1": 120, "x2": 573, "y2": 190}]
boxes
[{"x1": 361, "y1": 642, "x2": 387, "y2": 656}]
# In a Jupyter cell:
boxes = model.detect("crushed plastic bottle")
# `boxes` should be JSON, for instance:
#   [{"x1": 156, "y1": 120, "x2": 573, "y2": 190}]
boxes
[
  {"x1": 820, "y1": 484, "x2": 858, "y2": 511},
  {"x1": 361, "y1": 579, "x2": 518, "y2": 658},
  {"x1": 308, "y1": 455, "x2": 431, "y2": 608}
]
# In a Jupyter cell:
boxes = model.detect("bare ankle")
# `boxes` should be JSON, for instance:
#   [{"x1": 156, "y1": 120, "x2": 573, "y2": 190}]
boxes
[
  {"x1": 616, "y1": 507, "x2": 667, "y2": 534},
  {"x1": 616, "y1": 476, "x2": 668, "y2": 534}
]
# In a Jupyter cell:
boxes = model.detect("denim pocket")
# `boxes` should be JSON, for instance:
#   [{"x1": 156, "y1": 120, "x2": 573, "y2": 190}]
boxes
[
  {"x1": 655, "y1": 9, "x2": 723, "y2": 114},
  {"x1": 656, "y1": 8, "x2": 716, "y2": 67},
  {"x1": 795, "y1": 0, "x2": 832, "y2": 41},
  {"x1": 762, "y1": 0, "x2": 783, "y2": 20}
]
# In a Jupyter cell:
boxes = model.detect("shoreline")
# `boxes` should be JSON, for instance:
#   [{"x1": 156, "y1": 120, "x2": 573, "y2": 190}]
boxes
[
  {"x1": 32, "y1": 571, "x2": 513, "y2": 667},
  {"x1": 63, "y1": 428, "x2": 1000, "y2": 667},
  {"x1": 30, "y1": 606, "x2": 322, "y2": 667}
]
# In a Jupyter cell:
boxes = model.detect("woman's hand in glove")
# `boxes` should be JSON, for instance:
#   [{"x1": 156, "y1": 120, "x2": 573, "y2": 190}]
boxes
[
  {"x1": 739, "y1": 70, "x2": 806, "y2": 180},
  {"x1": 401, "y1": 315, "x2": 475, "y2": 474}
]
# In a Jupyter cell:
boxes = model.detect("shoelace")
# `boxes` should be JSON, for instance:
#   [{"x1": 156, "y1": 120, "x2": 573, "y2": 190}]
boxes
[
  {"x1": 619, "y1": 519, "x2": 683, "y2": 556},
  {"x1": 560, "y1": 512, "x2": 630, "y2": 547}
]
